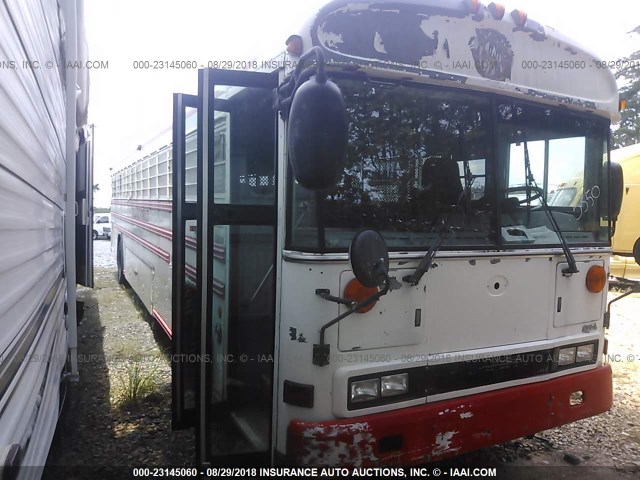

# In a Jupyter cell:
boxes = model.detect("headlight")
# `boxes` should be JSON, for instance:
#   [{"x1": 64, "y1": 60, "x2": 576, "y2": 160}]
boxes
[
  {"x1": 350, "y1": 378, "x2": 379, "y2": 403},
  {"x1": 576, "y1": 344, "x2": 595, "y2": 363},
  {"x1": 558, "y1": 347, "x2": 577, "y2": 366},
  {"x1": 381, "y1": 373, "x2": 409, "y2": 397}
]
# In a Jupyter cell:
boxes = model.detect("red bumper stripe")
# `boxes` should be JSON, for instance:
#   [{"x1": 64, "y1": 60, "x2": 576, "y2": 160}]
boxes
[
  {"x1": 152, "y1": 307, "x2": 172, "y2": 338},
  {"x1": 287, "y1": 365, "x2": 612, "y2": 465}
]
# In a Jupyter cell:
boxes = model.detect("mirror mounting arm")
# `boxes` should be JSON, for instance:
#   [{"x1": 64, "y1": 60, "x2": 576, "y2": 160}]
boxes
[
  {"x1": 275, "y1": 46, "x2": 327, "y2": 121},
  {"x1": 315, "y1": 288, "x2": 356, "y2": 307},
  {"x1": 604, "y1": 281, "x2": 640, "y2": 328},
  {"x1": 313, "y1": 263, "x2": 392, "y2": 367}
]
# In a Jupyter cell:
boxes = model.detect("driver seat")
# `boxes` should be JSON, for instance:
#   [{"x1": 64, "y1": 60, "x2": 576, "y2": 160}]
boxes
[{"x1": 420, "y1": 157, "x2": 463, "y2": 206}]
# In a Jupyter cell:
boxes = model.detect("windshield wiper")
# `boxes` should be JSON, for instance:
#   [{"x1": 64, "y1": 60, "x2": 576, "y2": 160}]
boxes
[{"x1": 522, "y1": 139, "x2": 578, "y2": 276}]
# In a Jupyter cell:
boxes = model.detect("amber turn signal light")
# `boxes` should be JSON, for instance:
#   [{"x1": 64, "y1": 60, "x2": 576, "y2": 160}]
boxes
[
  {"x1": 344, "y1": 278, "x2": 378, "y2": 313},
  {"x1": 586, "y1": 265, "x2": 606, "y2": 293},
  {"x1": 488, "y1": 2, "x2": 505, "y2": 19}
]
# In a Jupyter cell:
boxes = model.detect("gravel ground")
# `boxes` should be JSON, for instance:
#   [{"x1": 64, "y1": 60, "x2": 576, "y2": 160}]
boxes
[
  {"x1": 93, "y1": 237, "x2": 116, "y2": 268},
  {"x1": 45, "y1": 240, "x2": 193, "y2": 476},
  {"x1": 45, "y1": 240, "x2": 640, "y2": 476}
]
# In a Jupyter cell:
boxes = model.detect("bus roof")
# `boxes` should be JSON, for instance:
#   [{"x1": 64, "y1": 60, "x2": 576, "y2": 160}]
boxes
[{"x1": 291, "y1": 0, "x2": 619, "y2": 120}]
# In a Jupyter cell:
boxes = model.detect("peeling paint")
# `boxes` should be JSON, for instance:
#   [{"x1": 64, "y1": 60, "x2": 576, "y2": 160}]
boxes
[
  {"x1": 373, "y1": 32, "x2": 387, "y2": 53},
  {"x1": 299, "y1": 422, "x2": 378, "y2": 465},
  {"x1": 303, "y1": 1, "x2": 617, "y2": 117},
  {"x1": 317, "y1": 6, "x2": 439, "y2": 66},
  {"x1": 469, "y1": 28, "x2": 514, "y2": 81},
  {"x1": 565, "y1": 45, "x2": 578, "y2": 55},
  {"x1": 490, "y1": 258, "x2": 500, "y2": 264},
  {"x1": 460, "y1": 412, "x2": 473, "y2": 419},
  {"x1": 513, "y1": 19, "x2": 546, "y2": 41},
  {"x1": 318, "y1": 29, "x2": 344, "y2": 48},
  {"x1": 517, "y1": 87, "x2": 597, "y2": 110},
  {"x1": 433, "y1": 431, "x2": 460, "y2": 455}
]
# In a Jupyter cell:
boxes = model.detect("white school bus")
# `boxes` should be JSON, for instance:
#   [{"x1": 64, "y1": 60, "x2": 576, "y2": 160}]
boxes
[{"x1": 112, "y1": 0, "x2": 624, "y2": 467}]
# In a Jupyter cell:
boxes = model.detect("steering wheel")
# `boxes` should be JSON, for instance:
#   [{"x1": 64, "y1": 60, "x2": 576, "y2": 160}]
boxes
[{"x1": 504, "y1": 186, "x2": 544, "y2": 205}]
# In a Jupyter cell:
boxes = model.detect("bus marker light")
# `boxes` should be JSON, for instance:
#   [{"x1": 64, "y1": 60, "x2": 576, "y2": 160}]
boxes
[
  {"x1": 586, "y1": 265, "x2": 606, "y2": 293},
  {"x1": 488, "y1": 2, "x2": 505, "y2": 19},
  {"x1": 381, "y1": 373, "x2": 409, "y2": 397},
  {"x1": 344, "y1": 278, "x2": 378, "y2": 313},
  {"x1": 286, "y1": 35, "x2": 303, "y2": 56},
  {"x1": 351, "y1": 378, "x2": 380, "y2": 403},
  {"x1": 511, "y1": 9, "x2": 527, "y2": 26},
  {"x1": 464, "y1": 0, "x2": 481, "y2": 14},
  {"x1": 558, "y1": 347, "x2": 576, "y2": 366}
]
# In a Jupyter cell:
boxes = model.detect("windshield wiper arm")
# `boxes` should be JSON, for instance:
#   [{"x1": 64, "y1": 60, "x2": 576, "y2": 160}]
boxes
[
  {"x1": 523, "y1": 140, "x2": 578, "y2": 276},
  {"x1": 402, "y1": 234, "x2": 443, "y2": 286}
]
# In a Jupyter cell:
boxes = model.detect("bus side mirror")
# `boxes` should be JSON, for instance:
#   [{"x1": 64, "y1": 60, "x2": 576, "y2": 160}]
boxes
[
  {"x1": 609, "y1": 161, "x2": 624, "y2": 221},
  {"x1": 349, "y1": 230, "x2": 390, "y2": 288},
  {"x1": 286, "y1": 47, "x2": 348, "y2": 191},
  {"x1": 288, "y1": 76, "x2": 348, "y2": 190}
]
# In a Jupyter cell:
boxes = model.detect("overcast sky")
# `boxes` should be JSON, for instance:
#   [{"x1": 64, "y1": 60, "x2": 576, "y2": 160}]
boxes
[{"x1": 85, "y1": 0, "x2": 640, "y2": 207}]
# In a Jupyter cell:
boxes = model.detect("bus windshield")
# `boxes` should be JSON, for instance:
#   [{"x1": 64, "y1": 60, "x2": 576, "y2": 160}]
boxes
[{"x1": 288, "y1": 77, "x2": 609, "y2": 252}]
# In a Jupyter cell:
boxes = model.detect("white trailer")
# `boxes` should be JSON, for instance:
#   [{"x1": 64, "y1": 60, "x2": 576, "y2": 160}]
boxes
[{"x1": 0, "y1": 1, "x2": 92, "y2": 477}]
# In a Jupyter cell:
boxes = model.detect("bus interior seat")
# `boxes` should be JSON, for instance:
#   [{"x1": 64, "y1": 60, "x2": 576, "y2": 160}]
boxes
[{"x1": 420, "y1": 157, "x2": 463, "y2": 206}]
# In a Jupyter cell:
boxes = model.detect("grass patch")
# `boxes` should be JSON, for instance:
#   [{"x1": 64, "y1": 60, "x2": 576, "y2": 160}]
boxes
[{"x1": 113, "y1": 360, "x2": 160, "y2": 408}]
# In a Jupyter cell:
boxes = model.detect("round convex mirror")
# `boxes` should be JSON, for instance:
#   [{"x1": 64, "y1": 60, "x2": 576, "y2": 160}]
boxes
[{"x1": 349, "y1": 230, "x2": 390, "y2": 288}]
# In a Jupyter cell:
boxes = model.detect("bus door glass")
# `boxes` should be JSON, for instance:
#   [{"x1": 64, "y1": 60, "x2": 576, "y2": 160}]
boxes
[
  {"x1": 171, "y1": 93, "x2": 199, "y2": 429},
  {"x1": 201, "y1": 69, "x2": 279, "y2": 465}
]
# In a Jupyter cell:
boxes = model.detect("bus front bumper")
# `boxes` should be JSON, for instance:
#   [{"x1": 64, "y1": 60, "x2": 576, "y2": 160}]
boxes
[{"x1": 286, "y1": 364, "x2": 612, "y2": 465}]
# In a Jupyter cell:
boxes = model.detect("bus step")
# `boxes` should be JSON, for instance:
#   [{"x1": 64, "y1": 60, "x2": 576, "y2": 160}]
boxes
[{"x1": 230, "y1": 408, "x2": 269, "y2": 452}]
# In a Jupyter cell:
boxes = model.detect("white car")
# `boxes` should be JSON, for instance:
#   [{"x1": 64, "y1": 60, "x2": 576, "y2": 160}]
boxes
[{"x1": 93, "y1": 213, "x2": 111, "y2": 240}]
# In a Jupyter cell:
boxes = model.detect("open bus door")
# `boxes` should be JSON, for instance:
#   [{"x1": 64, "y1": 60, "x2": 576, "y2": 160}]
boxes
[
  {"x1": 76, "y1": 124, "x2": 94, "y2": 288},
  {"x1": 172, "y1": 69, "x2": 279, "y2": 466},
  {"x1": 172, "y1": 92, "x2": 199, "y2": 429}
]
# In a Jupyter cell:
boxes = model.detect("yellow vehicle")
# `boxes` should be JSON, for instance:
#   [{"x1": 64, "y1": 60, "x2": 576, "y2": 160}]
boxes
[
  {"x1": 610, "y1": 143, "x2": 640, "y2": 281},
  {"x1": 548, "y1": 177, "x2": 583, "y2": 208}
]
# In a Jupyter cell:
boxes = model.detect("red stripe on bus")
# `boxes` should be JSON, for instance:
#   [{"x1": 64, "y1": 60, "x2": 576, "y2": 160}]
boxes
[
  {"x1": 112, "y1": 199, "x2": 173, "y2": 212},
  {"x1": 117, "y1": 226, "x2": 171, "y2": 262},
  {"x1": 185, "y1": 263, "x2": 197, "y2": 282},
  {"x1": 152, "y1": 307, "x2": 172, "y2": 338},
  {"x1": 112, "y1": 211, "x2": 172, "y2": 240},
  {"x1": 112, "y1": 212, "x2": 220, "y2": 257},
  {"x1": 184, "y1": 264, "x2": 225, "y2": 297}
]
